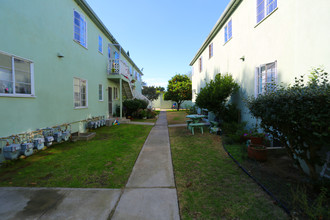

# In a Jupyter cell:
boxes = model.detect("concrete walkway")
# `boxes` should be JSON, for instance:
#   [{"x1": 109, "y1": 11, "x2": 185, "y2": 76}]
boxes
[
  {"x1": 0, "y1": 111, "x2": 180, "y2": 220},
  {"x1": 112, "y1": 111, "x2": 180, "y2": 219}
]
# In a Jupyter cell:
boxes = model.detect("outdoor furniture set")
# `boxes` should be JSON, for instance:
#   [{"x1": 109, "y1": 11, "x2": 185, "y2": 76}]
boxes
[{"x1": 186, "y1": 114, "x2": 218, "y2": 135}]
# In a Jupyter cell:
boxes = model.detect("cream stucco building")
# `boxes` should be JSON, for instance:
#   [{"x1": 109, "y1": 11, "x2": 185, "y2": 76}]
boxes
[{"x1": 190, "y1": 0, "x2": 330, "y2": 125}]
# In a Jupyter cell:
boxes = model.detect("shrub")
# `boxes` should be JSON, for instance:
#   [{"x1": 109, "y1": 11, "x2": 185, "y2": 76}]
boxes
[
  {"x1": 123, "y1": 99, "x2": 141, "y2": 116},
  {"x1": 246, "y1": 68, "x2": 330, "y2": 180},
  {"x1": 123, "y1": 98, "x2": 148, "y2": 117},
  {"x1": 146, "y1": 109, "x2": 156, "y2": 119},
  {"x1": 195, "y1": 73, "x2": 239, "y2": 120},
  {"x1": 136, "y1": 99, "x2": 148, "y2": 109}
]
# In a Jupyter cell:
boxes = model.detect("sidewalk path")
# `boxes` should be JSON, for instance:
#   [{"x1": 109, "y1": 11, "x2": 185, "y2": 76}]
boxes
[
  {"x1": 112, "y1": 111, "x2": 180, "y2": 219},
  {"x1": 0, "y1": 111, "x2": 180, "y2": 220}
]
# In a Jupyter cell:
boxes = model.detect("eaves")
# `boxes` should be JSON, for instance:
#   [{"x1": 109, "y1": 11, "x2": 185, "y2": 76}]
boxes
[
  {"x1": 189, "y1": 0, "x2": 243, "y2": 66},
  {"x1": 74, "y1": 0, "x2": 143, "y2": 75}
]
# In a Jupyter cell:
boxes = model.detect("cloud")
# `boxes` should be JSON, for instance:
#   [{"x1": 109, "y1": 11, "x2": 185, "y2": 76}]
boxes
[{"x1": 144, "y1": 78, "x2": 168, "y2": 88}]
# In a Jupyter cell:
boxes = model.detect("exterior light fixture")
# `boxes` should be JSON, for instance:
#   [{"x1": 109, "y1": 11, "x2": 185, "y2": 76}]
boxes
[
  {"x1": 57, "y1": 53, "x2": 64, "y2": 58},
  {"x1": 240, "y1": 56, "x2": 245, "y2": 61}
]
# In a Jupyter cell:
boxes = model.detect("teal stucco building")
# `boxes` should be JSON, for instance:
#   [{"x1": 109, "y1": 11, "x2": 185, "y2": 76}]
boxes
[{"x1": 0, "y1": 0, "x2": 145, "y2": 151}]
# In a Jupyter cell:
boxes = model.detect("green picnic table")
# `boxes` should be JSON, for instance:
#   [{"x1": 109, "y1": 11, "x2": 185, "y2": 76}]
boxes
[{"x1": 186, "y1": 114, "x2": 207, "y2": 135}]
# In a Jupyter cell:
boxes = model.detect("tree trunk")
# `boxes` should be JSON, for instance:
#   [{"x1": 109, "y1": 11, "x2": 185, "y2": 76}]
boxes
[{"x1": 177, "y1": 103, "x2": 181, "y2": 111}]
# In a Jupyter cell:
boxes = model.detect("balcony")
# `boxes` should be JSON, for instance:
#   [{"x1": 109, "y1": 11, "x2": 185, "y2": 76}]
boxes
[
  {"x1": 108, "y1": 59, "x2": 130, "y2": 81},
  {"x1": 107, "y1": 59, "x2": 134, "y2": 99}
]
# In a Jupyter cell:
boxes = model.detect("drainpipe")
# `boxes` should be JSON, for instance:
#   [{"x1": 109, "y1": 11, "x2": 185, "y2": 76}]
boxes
[{"x1": 120, "y1": 78, "x2": 123, "y2": 119}]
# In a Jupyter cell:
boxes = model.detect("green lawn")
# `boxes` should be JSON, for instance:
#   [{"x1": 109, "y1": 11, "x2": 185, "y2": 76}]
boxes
[
  {"x1": 166, "y1": 111, "x2": 188, "y2": 124},
  {"x1": 0, "y1": 124, "x2": 152, "y2": 188},
  {"x1": 169, "y1": 126, "x2": 288, "y2": 219},
  {"x1": 131, "y1": 118, "x2": 157, "y2": 123}
]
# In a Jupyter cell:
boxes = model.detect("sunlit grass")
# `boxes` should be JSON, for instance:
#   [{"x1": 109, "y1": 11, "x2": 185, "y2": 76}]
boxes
[{"x1": 0, "y1": 125, "x2": 152, "y2": 188}]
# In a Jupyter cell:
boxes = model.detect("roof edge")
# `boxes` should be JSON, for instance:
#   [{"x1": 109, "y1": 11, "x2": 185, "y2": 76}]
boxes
[
  {"x1": 74, "y1": 0, "x2": 143, "y2": 75},
  {"x1": 189, "y1": 0, "x2": 242, "y2": 66}
]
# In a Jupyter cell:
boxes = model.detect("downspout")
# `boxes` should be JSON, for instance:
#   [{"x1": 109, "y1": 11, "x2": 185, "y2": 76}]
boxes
[{"x1": 120, "y1": 78, "x2": 123, "y2": 119}]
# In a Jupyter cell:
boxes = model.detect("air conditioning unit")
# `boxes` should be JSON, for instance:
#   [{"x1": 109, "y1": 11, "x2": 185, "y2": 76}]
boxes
[
  {"x1": 62, "y1": 131, "x2": 71, "y2": 142},
  {"x1": 53, "y1": 131, "x2": 63, "y2": 143},
  {"x1": 3, "y1": 144, "x2": 21, "y2": 160},
  {"x1": 20, "y1": 143, "x2": 34, "y2": 157},
  {"x1": 44, "y1": 136, "x2": 54, "y2": 147},
  {"x1": 33, "y1": 138, "x2": 45, "y2": 150}
]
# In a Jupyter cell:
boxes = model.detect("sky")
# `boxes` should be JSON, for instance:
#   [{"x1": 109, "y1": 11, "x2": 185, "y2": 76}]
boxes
[{"x1": 85, "y1": 0, "x2": 231, "y2": 88}]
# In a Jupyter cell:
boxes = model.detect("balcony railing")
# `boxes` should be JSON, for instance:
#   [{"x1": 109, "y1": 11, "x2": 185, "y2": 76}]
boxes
[{"x1": 108, "y1": 59, "x2": 130, "y2": 80}]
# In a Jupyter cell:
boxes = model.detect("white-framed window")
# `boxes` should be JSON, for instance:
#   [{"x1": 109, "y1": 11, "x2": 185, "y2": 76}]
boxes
[
  {"x1": 255, "y1": 61, "x2": 277, "y2": 97},
  {"x1": 114, "y1": 87, "x2": 118, "y2": 100},
  {"x1": 108, "y1": 45, "x2": 111, "y2": 59},
  {"x1": 209, "y1": 43, "x2": 213, "y2": 58},
  {"x1": 224, "y1": 19, "x2": 232, "y2": 43},
  {"x1": 0, "y1": 51, "x2": 34, "y2": 97},
  {"x1": 74, "y1": 77, "x2": 87, "y2": 108},
  {"x1": 73, "y1": 10, "x2": 87, "y2": 48},
  {"x1": 129, "y1": 66, "x2": 132, "y2": 76},
  {"x1": 98, "y1": 84, "x2": 103, "y2": 101},
  {"x1": 199, "y1": 57, "x2": 203, "y2": 72},
  {"x1": 98, "y1": 35, "x2": 103, "y2": 53},
  {"x1": 257, "y1": 0, "x2": 277, "y2": 24}
]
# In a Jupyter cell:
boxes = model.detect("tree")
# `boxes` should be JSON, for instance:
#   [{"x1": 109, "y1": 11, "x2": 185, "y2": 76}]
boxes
[
  {"x1": 164, "y1": 74, "x2": 192, "y2": 110},
  {"x1": 142, "y1": 86, "x2": 159, "y2": 101},
  {"x1": 246, "y1": 68, "x2": 330, "y2": 180},
  {"x1": 195, "y1": 73, "x2": 239, "y2": 119},
  {"x1": 156, "y1": 86, "x2": 165, "y2": 92}
]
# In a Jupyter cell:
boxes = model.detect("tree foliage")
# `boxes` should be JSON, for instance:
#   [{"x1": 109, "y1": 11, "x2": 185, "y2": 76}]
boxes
[
  {"x1": 156, "y1": 86, "x2": 165, "y2": 92},
  {"x1": 164, "y1": 74, "x2": 192, "y2": 110},
  {"x1": 195, "y1": 73, "x2": 239, "y2": 119},
  {"x1": 142, "y1": 86, "x2": 159, "y2": 101},
  {"x1": 246, "y1": 68, "x2": 330, "y2": 180}
]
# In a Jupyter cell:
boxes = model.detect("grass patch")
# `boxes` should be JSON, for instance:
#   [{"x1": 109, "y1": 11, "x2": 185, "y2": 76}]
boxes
[
  {"x1": 131, "y1": 118, "x2": 157, "y2": 123},
  {"x1": 0, "y1": 124, "x2": 152, "y2": 188},
  {"x1": 225, "y1": 144, "x2": 247, "y2": 164},
  {"x1": 169, "y1": 127, "x2": 287, "y2": 219},
  {"x1": 166, "y1": 111, "x2": 188, "y2": 124}
]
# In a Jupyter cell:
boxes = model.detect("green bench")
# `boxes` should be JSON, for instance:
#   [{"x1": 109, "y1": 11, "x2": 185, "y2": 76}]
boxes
[
  {"x1": 186, "y1": 119, "x2": 193, "y2": 129},
  {"x1": 189, "y1": 123, "x2": 207, "y2": 135}
]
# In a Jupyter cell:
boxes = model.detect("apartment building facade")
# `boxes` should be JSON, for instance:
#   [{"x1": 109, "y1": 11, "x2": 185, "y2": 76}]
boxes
[
  {"x1": 190, "y1": 0, "x2": 330, "y2": 125},
  {"x1": 0, "y1": 0, "x2": 145, "y2": 139}
]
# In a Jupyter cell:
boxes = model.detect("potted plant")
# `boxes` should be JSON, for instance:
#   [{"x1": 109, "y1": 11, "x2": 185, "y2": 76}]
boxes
[
  {"x1": 248, "y1": 144, "x2": 267, "y2": 161},
  {"x1": 247, "y1": 124, "x2": 265, "y2": 144}
]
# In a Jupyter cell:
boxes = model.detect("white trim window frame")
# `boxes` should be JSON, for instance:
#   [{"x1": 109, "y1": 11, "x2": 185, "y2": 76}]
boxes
[
  {"x1": 73, "y1": 10, "x2": 87, "y2": 48},
  {"x1": 98, "y1": 84, "x2": 103, "y2": 101},
  {"x1": 108, "y1": 45, "x2": 111, "y2": 59},
  {"x1": 74, "y1": 77, "x2": 88, "y2": 108},
  {"x1": 209, "y1": 43, "x2": 213, "y2": 59},
  {"x1": 114, "y1": 87, "x2": 118, "y2": 100},
  {"x1": 255, "y1": 61, "x2": 277, "y2": 97},
  {"x1": 224, "y1": 19, "x2": 232, "y2": 44},
  {"x1": 199, "y1": 57, "x2": 203, "y2": 72},
  {"x1": 98, "y1": 35, "x2": 103, "y2": 53},
  {"x1": 0, "y1": 51, "x2": 35, "y2": 97},
  {"x1": 256, "y1": 0, "x2": 278, "y2": 24}
]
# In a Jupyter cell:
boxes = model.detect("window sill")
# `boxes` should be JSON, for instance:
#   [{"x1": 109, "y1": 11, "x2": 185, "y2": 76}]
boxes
[
  {"x1": 223, "y1": 37, "x2": 232, "y2": 46},
  {"x1": 74, "y1": 106, "x2": 88, "y2": 109},
  {"x1": 0, "y1": 94, "x2": 36, "y2": 98},
  {"x1": 73, "y1": 39, "x2": 88, "y2": 50},
  {"x1": 98, "y1": 51, "x2": 103, "y2": 55},
  {"x1": 255, "y1": 7, "x2": 278, "y2": 28}
]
